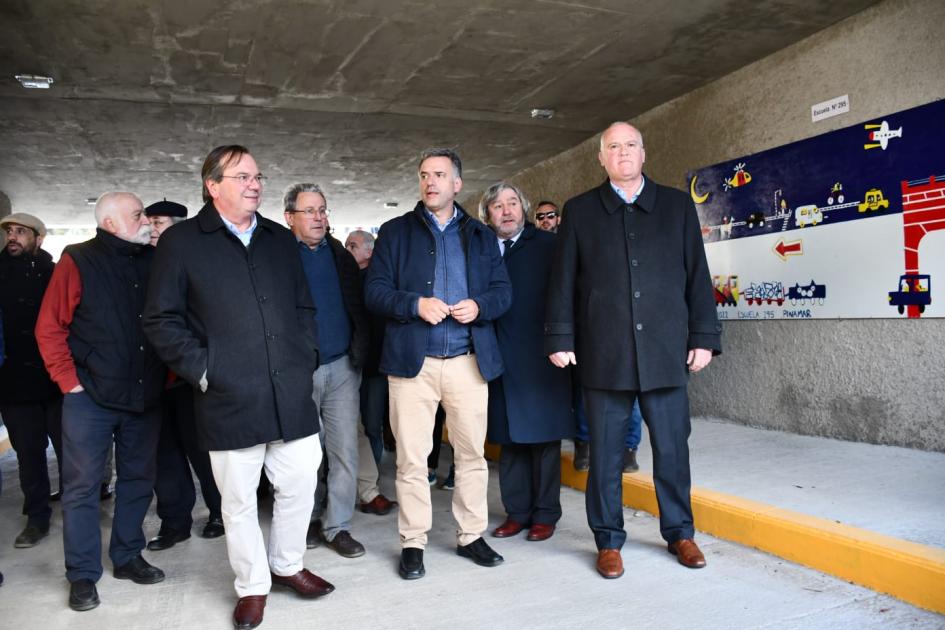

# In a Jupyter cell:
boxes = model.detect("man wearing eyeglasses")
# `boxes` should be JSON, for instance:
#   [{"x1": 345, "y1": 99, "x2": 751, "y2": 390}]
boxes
[
  {"x1": 534, "y1": 201, "x2": 561, "y2": 233},
  {"x1": 365, "y1": 148, "x2": 512, "y2": 580},
  {"x1": 545, "y1": 122, "x2": 721, "y2": 579},
  {"x1": 144, "y1": 146, "x2": 333, "y2": 630},
  {"x1": 283, "y1": 184, "x2": 371, "y2": 558}
]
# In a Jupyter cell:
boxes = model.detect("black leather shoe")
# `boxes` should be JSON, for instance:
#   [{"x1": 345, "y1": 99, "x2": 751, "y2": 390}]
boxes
[
  {"x1": 49, "y1": 490, "x2": 62, "y2": 502},
  {"x1": 456, "y1": 537, "x2": 504, "y2": 567},
  {"x1": 325, "y1": 530, "x2": 365, "y2": 558},
  {"x1": 113, "y1": 554, "x2": 165, "y2": 584},
  {"x1": 146, "y1": 527, "x2": 191, "y2": 551},
  {"x1": 201, "y1": 516, "x2": 225, "y2": 539},
  {"x1": 398, "y1": 548, "x2": 425, "y2": 580},
  {"x1": 69, "y1": 579, "x2": 100, "y2": 611},
  {"x1": 14, "y1": 524, "x2": 49, "y2": 548},
  {"x1": 622, "y1": 448, "x2": 639, "y2": 473},
  {"x1": 100, "y1": 484, "x2": 113, "y2": 501}
]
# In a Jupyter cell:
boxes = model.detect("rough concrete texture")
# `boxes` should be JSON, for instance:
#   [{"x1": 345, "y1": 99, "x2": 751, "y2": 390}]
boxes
[
  {"x1": 1, "y1": 431, "x2": 943, "y2": 629},
  {"x1": 0, "y1": 0, "x2": 879, "y2": 227},
  {"x1": 479, "y1": 0, "x2": 945, "y2": 452}
]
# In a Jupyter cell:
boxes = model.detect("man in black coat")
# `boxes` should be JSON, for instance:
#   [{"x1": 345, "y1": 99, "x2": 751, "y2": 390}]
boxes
[
  {"x1": 545, "y1": 122, "x2": 722, "y2": 579},
  {"x1": 143, "y1": 199, "x2": 224, "y2": 552},
  {"x1": 0, "y1": 213, "x2": 63, "y2": 549},
  {"x1": 480, "y1": 183, "x2": 574, "y2": 543},
  {"x1": 143, "y1": 146, "x2": 333, "y2": 629}
]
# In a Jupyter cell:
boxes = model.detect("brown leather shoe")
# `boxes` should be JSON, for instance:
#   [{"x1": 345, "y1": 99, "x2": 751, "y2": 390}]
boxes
[
  {"x1": 526, "y1": 523, "x2": 555, "y2": 541},
  {"x1": 492, "y1": 519, "x2": 527, "y2": 538},
  {"x1": 233, "y1": 595, "x2": 266, "y2": 629},
  {"x1": 359, "y1": 494, "x2": 397, "y2": 515},
  {"x1": 596, "y1": 548, "x2": 624, "y2": 579},
  {"x1": 668, "y1": 538, "x2": 707, "y2": 569},
  {"x1": 270, "y1": 569, "x2": 335, "y2": 598}
]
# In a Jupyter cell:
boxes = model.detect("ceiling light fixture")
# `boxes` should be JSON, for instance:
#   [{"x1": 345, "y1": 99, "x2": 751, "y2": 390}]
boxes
[
  {"x1": 15, "y1": 74, "x2": 54, "y2": 89},
  {"x1": 530, "y1": 108, "x2": 555, "y2": 120},
  {"x1": 384, "y1": 201, "x2": 399, "y2": 209},
  {"x1": 86, "y1": 198, "x2": 97, "y2": 206}
]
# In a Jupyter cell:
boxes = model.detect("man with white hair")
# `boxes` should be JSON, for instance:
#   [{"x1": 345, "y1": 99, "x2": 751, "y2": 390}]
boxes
[{"x1": 36, "y1": 192, "x2": 167, "y2": 611}]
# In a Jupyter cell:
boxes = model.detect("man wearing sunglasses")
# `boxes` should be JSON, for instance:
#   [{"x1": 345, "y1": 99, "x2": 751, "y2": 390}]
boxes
[
  {"x1": 534, "y1": 201, "x2": 561, "y2": 233},
  {"x1": 144, "y1": 146, "x2": 333, "y2": 629}
]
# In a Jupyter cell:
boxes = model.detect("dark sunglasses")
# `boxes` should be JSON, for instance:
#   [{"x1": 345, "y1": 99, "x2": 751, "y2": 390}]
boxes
[{"x1": 535, "y1": 211, "x2": 558, "y2": 220}]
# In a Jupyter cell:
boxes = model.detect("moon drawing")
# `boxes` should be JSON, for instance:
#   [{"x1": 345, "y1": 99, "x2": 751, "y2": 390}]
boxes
[{"x1": 690, "y1": 175, "x2": 710, "y2": 204}]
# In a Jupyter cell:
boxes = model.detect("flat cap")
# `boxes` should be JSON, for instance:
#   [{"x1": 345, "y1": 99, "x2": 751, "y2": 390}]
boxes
[
  {"x1": 0, "y1": 212, "x2": 47, "y2": 237},
  {"x1": 145, "y1": 199, "x2": 188, "y2": 218}
]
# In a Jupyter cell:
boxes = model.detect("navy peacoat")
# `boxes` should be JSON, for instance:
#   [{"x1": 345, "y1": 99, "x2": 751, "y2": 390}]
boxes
[
  {"x1": 544, "y1": 177, "x2": 722, "y2": 391},
  {"x1": 364, "y1": 202, "x2": 512, "y2": 381},
  {"x1": 487, "y1": 225, "x2": 575, "y2": 445},
  {"x1": 143, "y1": 202, "x2": 320, "y2": 451}
]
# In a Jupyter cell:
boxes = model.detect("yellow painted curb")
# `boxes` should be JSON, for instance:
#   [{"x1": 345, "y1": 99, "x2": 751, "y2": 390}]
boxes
[{"x1": 557, "y1": 452, "x2": 945, "y2": 615}]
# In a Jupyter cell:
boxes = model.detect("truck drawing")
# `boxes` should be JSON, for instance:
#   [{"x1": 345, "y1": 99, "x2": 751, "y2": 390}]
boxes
[
  {"x1": 859, "y1": 188, "x2": 890, "y2": 212},
  {"x1": 794, "y1": 204, "x2": 823, "y2": 227},
  {"x1": 787, "y1": 280, "x2": 826, "y2": 305},
  {"x1": 713, "y1": 275, "x2": 739, "y2": 307},
  {"x1": 743, "y1": 281, "x2": 785, "y2": 306},
  {"x1": 888, "y1": 274, "x2": 931, "y2": 314}
]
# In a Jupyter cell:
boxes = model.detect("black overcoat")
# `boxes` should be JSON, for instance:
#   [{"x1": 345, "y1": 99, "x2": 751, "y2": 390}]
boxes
[
  {"x1": 143, "y1": 202, "x2": 320, "y2": 451},
  {"x1": 544, "y1": 178, "x2": 722, "y2": 391},
  {"x1": 488, "y1": 225, "x2": 575, "y2": 444}
]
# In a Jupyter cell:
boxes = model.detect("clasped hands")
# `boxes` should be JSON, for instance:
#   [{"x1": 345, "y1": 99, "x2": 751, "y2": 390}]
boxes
[{"x1": 418, "y1": 296, "x2": 479, "y2": 325}]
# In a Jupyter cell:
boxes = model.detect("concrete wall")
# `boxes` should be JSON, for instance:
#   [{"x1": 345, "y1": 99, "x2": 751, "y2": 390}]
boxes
[{"x1": 467, "y1": 0, "x2": 945, "y2": 451}]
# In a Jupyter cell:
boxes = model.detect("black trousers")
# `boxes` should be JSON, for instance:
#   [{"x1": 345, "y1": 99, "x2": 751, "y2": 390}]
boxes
[
  {"x1": 498, "y1": 440, "x2": 562, "y2": 525},
  {"x1": 583, "y1": 385, "x2": 694, "y2": 549},
  {"x1": 427, "y1": 405, "x2": 448, "y2": 470},
  {"x1": 1, "y1": 399, "x2": 63, "y2": 528},
  {"x1": 153, "y1": 384, "x2": 221, "y2": 531}
]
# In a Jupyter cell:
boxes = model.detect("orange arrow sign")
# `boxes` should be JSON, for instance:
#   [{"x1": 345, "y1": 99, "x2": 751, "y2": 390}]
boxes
[{"x1": 773, "y1": 238, "x2": 802, "y2": 261}]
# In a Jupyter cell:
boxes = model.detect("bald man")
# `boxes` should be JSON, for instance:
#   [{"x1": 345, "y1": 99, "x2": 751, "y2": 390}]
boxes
[
  {"x1": 37, "y1": 192, "x2": 166, "y2": 611},
  {"x1": 545, "y1": 122, "x2": 721, "y2": 579}
]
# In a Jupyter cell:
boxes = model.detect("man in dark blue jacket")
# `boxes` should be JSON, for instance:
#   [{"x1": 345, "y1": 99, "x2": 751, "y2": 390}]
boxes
[{"x1": 365, "y1": 148, "x2": 512, "y2": 580}]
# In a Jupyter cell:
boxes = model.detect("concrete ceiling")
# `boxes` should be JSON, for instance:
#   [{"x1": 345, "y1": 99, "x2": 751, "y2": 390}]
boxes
[{"x1": 0, "y1": 0, "x2": 879, "y2": 229}]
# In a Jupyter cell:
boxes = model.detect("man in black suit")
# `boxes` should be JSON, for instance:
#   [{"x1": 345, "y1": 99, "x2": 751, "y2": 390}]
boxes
[{"x1": 544, "y1": 122, "x2": 721, "y2": 579}]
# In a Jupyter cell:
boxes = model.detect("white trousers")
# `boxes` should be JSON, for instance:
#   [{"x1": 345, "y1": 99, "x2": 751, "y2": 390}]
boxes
[{"x1": 209, "y1": 434, "x2": 320, "y2": 597}]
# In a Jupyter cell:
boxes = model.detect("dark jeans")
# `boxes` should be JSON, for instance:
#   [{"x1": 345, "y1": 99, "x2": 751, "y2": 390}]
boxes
[
  {"x1": 154, "y1": 384, "x2": 221, "y2": 531},
  {"x1": 583, "y1": 386, "x2": 694, "y2": 550},
  {"x1": 574, "y1": 383, "x2": 642, "y2": 448},
  {"x1": 61, "y1": 391, "x2": 160, "y2": 583},
  {"x1": 359, "y1": 374, "x2": 388, "y2": 464},
  {"x1": 498, "y1": 441, "x2": 562, "y2": 525},
  {"x1": 1, "y1": 399, "x2": 63, "y2": 528}
]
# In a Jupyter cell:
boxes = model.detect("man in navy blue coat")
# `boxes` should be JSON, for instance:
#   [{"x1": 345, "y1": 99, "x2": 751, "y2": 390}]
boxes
[
  {"x1": 480, "y1": 183, "x2": 575, "y2": 543},
  {"x1": 365, "y1": 148, "x2": 512, "y2": 580}
]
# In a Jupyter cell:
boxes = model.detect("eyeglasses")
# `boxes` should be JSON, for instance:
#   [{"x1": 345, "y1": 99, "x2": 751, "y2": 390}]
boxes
[
  {"x1": 535, "y1": 211, "x2": 558, "y2": 220},
  {"x1": 220, "y1": 174, "x2": 268, "y2": 186},
  {"x1": 289, "y1": 207, "x2": 331, "y2": 218}
]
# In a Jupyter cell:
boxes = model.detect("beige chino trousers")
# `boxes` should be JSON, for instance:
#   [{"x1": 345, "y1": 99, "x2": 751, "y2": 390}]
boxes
[{"x1": 389, "y1": 355, "x2": 488, "y2": 549}]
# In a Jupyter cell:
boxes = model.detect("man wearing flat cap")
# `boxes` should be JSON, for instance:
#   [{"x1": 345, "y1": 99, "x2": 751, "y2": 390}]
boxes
[
  {"x1": 0, "y1": 213, "x2": 64, "y2": 551},
  {"x1": 143, "y1": 199, "x2": 225, "y2": 551}
]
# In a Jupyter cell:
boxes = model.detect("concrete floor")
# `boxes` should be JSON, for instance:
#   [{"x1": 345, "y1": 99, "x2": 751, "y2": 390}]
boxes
[{"x1": 0, "y1": 418, "x2": 942, "y2": 629}]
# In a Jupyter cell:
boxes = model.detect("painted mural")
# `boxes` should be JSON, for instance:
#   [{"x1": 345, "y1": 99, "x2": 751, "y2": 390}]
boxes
[{"x1": 687, "y1": 98, "x2": 945, "y2": 320}]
